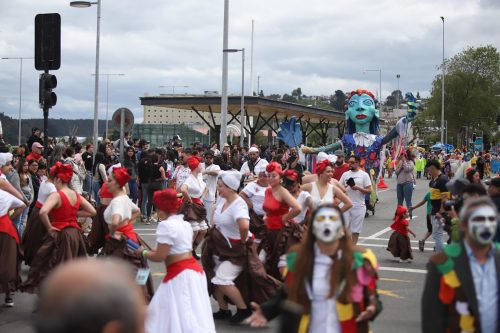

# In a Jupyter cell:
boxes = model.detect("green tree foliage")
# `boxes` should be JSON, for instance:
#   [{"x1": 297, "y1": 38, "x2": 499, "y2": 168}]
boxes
[
  {"x1": 385, "y1": 90, "x2": 403, "y2": 107},
  {"x1": 426, "y1": 45, "x2": 500, "y2": 145},
  {"x1": 330, "y1": 90, "x2": 346, "y2": 111}
]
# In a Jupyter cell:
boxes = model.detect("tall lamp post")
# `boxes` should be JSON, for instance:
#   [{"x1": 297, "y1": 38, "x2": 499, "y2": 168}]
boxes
[
  {"x1": 396, "y1": 74, "x2": 401, "y2": 109},
  {"x1": 223, "y1": 48, "x2": 245, "y2": 147},
  {"x1": 1, "y1": 56, "x2": 34, "y2": 145},
  {"x1": 70, "y1": 0, "x2": 101, "y2": 159},
  {"x1": 220, "y1": 0, "x2": 230, "y2": 147},
  {"x1": 93, "y1": 73, "x2": 125, "y2": 139},
  {"x1": 364, "y1": 69, "x2": 382, "y2": 103},
  {"x1": 440, "y1": 16, "x2": 445, "y2": 144}
]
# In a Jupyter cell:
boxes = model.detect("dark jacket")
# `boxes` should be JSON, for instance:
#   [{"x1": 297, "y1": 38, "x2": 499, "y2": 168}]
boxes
[{"x1": 27, "y1": 135, "x2": 43, "y2": 153}]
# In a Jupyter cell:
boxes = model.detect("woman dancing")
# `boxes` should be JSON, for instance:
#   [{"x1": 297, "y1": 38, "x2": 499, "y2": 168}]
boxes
[
  {"x1": 139, "y1": 189, "x2": 216, "y2": 333},
  {"x1": 86, "y1": 181, "x2": 113, "y2": 255}
]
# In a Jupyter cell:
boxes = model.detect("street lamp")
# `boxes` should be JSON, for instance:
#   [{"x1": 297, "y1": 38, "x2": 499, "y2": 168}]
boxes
[
  {"x1": 364, "y1": 69, "x2": 382, "y2": 104},
  {"x1": 223, "y1": 48, "x2": 245, "y2": 147},
  {"x1": 1, "y1": 56, "x2": 34, "y2": 146},
  {"x1": 220, "y1": 0, "x2": 230, "y2": 147},
  {"x1": 92, "y1": 73, "x2": 125, "y2": 139},
  {"x1": 396, "y1": 74, "x2": 401, "y2": 109},
  {"x1": 158, "y1": 85, "x2": 189, "y2": 94},
  {"x1": 440, "y1": 16, "x2": 445, "y2": 144}
]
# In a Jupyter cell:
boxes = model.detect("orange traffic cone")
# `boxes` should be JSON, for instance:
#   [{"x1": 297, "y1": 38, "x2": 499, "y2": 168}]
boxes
[{"x1": 377, "y1": 176, "x2": 388, "y2": 189}]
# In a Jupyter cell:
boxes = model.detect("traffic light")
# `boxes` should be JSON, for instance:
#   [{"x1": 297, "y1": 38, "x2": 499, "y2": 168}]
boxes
[{"x1": 39, "y1": 73, "x2": 57, "y2": 109}]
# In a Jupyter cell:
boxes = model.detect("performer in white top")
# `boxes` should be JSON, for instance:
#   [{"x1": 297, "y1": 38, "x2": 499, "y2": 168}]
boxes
[
  {"x1": 180, "y1": 156, "x2": 208, "y2": 258},
  {"x1": 302, "y1": 160, "x2": 352, "y2": 212},
  {"x1": 240, "y1": 146, "x2": 268, "y2": 184},
  {"x1": 201, "y1": 150, "x2": 220, "y2": 226},
  {"x1": 139, "y1": 188, "x2": 216, "y2": 333},
  {"x1": 173, "y1": 149, "x2": 192, "y2": 190},
  {"x1": 282, "y1": 169, "x2": 312, "y2": 224},
  {"x1": 240, "y1": 164, "x2": 269, "y2": 243}
]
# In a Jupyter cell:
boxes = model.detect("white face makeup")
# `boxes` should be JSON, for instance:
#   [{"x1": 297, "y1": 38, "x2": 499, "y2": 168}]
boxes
[
  {"x1": 468, "y1": 206, "x2": 498, "y2": 246},
  {"x1": 312, "y1": 207, "x2": 343, "y2": 243}
]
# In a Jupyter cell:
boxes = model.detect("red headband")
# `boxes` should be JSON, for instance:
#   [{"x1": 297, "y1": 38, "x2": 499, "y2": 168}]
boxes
[
  {"x1": 348, "y1": 89, "x2": 376, "y2": 100},
  {"x1": 49, "y1": 162, "x2": 73, "y2": 183},
  {"x1": 187, "y1": 156, "x2": 201, "y2": 171},
  {"x1": 153, "y1": 189, "x2": 180, "y2": 213},
  {"x1": 284, "y1": 169, "x2": 299, "y2": 182},
  {"x1": 113, "y1": 167, "x2": 131, "y2": 187},
  {"x1": 266, "y1": 161, "x2": 282, "y2": 175},
  {"x1": 316, "y1": 159, "x2": 331, "y2": 175}
]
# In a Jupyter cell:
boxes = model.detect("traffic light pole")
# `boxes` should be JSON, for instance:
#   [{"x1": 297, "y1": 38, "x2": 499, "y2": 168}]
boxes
[{"x1": 43, "y1": 69, "x2": 49, "y2": 158}]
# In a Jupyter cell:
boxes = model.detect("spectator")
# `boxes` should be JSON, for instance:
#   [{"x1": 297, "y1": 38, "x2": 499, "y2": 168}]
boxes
[
  {"x1": 28, "y1": 159, "x2": 41, "y2": 215},
  {"x1": 27, "y1": 127, "x2": 43, "y2": 153},
  {"x1": 64, "y1": 147, "x2": 85, "y2": 195},
  {"x1": 26, "y1": 142, "x2": 44, "y2": 162},
  {"x1": 48, "y1": 143, "x2": 65, "y2": 167},
  {"x1": 332, "y1": 149, "x2": 349, "y2": 181},
  {"x1": 82, "y1": 144, "x2": 94, "y2": 194},
  {"x1": 137, "y1": 150, "x2": 152, "y2": 222},
  {"x1": 466, "y1": 167, "x2": 482, "y2": 185},
  {"x1": 92, "y1": 152, "x2": 108, "y2": 206},
  {"x1": 286, "y1": 147, "x2": 304, "y2": 176},
  {"x1": 240, "y1": 146, "x2": 268, "y2": 184},
  {"x1": 415, "y1": 154, "x2": 426, "y2": 179},
  {"x1": 123, "y1": 146, "x2": 139, "y2": 204},
  {"x1": 395, "y1": 152, "x2": 415, "y2": 216},
  {"x1": 15, "y1": 158, "x2": 33, "y2": 235}
]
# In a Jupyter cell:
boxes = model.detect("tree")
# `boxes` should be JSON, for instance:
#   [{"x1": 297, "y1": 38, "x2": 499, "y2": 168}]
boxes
[
  {"x1": 267, "y1": 94, "x2": 281, "y2": 100},
  {"x1": 330, "y1": 90, "x2": 346, "y2": 111},
  {"x1": 416, "y1": 91, "x2": 421, "y2": 100},
  {"x1": 385, "y1": 90, "x2": 403, "y2": 107},
  {"x1": 259, "y1": 90, "x2": 264, "y2": 97},
  {"x1": 291, "y1": 87, "x2": 303, "y2": 100},
  {"x1": 282, "y1": 93, "x2": 296, "y2": 103},
  {"x1": 426, "y1": 45, "x2": 500, "y2": 146}
]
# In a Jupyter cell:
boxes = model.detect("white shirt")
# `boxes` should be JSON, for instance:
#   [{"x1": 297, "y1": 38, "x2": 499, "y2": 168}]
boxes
[
  {"x1": 173, "y1": 165, "x2": 191, "y2": 190},
  {"x1": 339, "y1": 169, "x2": 371, "y2": 206},
  {"x1": 37, "y1": 181, "x2": 57, "y2": 205},
  {"x1": 310, "y1": 182, "x2": 334, "y2": 210},
  {"x1": 201, "y1": 163, "x2": 220, "y2": 202},
  {"x1": 183, "y1": 174, "x2": 206, "y2": 199},
  {"x1": 156, "y1": 214, "x2": 193, "y2": 255},
  {"x1": 0, "y1": 189, "x2": 24, "y2": 215},
  {"x1": 294, "y1": 191, "x2": 311, "y2": 224},
  {"x1": 214, "y1": 197, "x2": 251, "y2": 240},
  {"x1": 241, "y1": 182, "x2": 268, "y2": 216},
  {"x1": 103, "y1": 195, "x2": 139, "y2": 224},
  {"x1": 240, "y1": 158, "x2": 268, "y2": 176}
]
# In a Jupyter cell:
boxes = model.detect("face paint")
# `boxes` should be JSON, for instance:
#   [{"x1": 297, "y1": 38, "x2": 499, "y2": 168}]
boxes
[
  {"x1": 468, "y1": 206, "x2": 497, "y2": 246},
  {"x1": 312, "y1": 207, "x2": 343, "y2": 243}
]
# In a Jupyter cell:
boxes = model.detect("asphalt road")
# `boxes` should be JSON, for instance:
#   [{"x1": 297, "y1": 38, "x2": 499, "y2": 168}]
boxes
[{"x1": 0, "y1": 177, "x2": 433, "y2": 333}]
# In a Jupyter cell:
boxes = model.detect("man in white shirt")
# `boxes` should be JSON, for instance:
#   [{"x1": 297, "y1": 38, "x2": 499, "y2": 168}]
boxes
[
  {"x1": 339, "y1": 155, "x2": 372, "y2": 244},
  {"x1": 201, "y1": 150, "x2": 220, "y2": 225},
  {"x1": 240, "y1": 147, "x2": 268, "y2": 184}
]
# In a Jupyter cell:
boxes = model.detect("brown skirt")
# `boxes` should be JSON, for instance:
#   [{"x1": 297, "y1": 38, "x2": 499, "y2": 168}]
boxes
[
  {"x1": 20, "y1": 227, "x2": 88, "y2": 294},
  {"x1": 101, "y1": 234, "x2": 155, "y2": 302},
  {"x1": 0, "y1": 233, "x2": 21, "y2": 295},
  {"x1": 201, "y1": 227, "x2": 282, "y2": 305},
  {"x1": 249, "y1": 210, "x2": 267, "y2": 241},
  {"x1": 264, "y1": 223, "x2": 306, "y2": 280},
  {"x1": 86, "y1": 205, "x2": 109, "y2": 255},
  {"x1": 387, "y1": 231, "x2": 413, "y2": 260},
  {"x1": 179, "y1": 201, "x2": 207, "y2": 223},
  {"x1": 21, "y1": 206, "x2": 47, "y2": 266}
]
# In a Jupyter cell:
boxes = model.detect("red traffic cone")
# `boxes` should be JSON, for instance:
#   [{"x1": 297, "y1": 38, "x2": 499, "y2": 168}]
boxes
[{"x1": 377, "y1": 176, "x2": 388, "y2": 189}]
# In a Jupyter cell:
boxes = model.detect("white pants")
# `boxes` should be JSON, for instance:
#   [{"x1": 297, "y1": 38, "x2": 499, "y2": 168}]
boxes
[
  {"x1": 203, "y1": 199, "x2": 215, "y2": 226},
  {"x1": 211, "y1": 255, "x2": 243, "y2": 286},
  {"x1": 345, "y1": 205, "x2": 366, "y2": 234}
]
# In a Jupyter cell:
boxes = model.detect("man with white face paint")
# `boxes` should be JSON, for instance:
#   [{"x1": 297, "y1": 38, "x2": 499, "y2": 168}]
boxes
[{"x1": 422, "y1": 197, "x2": 500, "y2": 333}]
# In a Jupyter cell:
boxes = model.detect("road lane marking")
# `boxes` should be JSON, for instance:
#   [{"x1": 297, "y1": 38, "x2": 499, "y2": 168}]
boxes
[
  {"x1": 379, "y1": 278, "x2": 413, "y2": 283},
  {"x1": 377, "y1": 189, "x2": 390, "y2": 193},
  {"x1": 378, "y1": 266, "x2": 427, "y2": 274},
  {"x1": 377, "y1": 289, "x2": 404, "y2": 299},
  {"x1": 359, "y1": 237, "x2": 434, "y2": 244},
  {"x1": 364, "y1": 227, "x2": 392, "y2": 239},
  {"x1": 358, "y1": 242, "x2": 434, "y2": 251}
]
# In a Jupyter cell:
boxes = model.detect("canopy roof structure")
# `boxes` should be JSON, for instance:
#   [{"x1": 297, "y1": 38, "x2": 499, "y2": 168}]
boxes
[{"x1": 140, "y1": 95, "x2": 345, "y2": 145}]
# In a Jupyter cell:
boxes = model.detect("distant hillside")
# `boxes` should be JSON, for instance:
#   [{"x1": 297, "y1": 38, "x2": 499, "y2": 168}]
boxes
[{"x1": 0, "y1": 113, "x2": 107, "y2": 145}]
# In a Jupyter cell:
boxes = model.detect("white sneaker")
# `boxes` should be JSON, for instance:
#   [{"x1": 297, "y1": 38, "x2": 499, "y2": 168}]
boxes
[{"x1": 4, "y1": 298, "x2": 14, "y2": 307}]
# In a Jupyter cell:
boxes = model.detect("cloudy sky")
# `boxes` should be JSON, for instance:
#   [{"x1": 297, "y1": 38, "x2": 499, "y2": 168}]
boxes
[{"x1": 1, "y1": 0, "x2": 499, "y2": 123}]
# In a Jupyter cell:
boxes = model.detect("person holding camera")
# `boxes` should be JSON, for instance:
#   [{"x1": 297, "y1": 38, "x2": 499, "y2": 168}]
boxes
[{"x1": 339, "y1": 155, "x2": 372, "y2": 244}]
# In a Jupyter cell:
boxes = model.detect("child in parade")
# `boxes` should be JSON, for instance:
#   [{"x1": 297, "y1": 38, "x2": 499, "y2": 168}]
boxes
[{"x1": 387, "y1": 205, "x2": 416, "y2": 263}]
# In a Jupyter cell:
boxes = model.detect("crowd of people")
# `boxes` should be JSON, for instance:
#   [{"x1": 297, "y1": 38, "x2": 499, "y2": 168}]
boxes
[{"x1": 0, "y1": 127, "x2": 499, "y2": 333}]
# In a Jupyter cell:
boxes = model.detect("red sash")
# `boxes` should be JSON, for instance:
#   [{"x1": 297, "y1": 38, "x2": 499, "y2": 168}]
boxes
[
  {"x1": 163, "y1": 257, "x2": 203, "y2": 283},
  {"x1": 0, "y1": 214, "x2": 20, "y2": 244},
  {"x1": 228, "y1": 234, "x2": 255, "y2": 245},
  {"x1": 51, "y1": 220, "x2": 81, "y2": 230},
  {"x1": 192, "y1": 198, "x2": 203, "y2": 205},
  {"x1": 105, "y1": 222, "x2": 138, "y2": 243},
  {"x1": 35, "y1": 201, "x2": 43, "y2": 209}
]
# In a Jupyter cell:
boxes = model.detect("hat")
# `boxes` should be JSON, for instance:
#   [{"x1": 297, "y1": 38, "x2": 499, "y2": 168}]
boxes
[
  {"x1": 316, "y1": 159, "x2": 331, "y2": 175},
  {"x1": 248, "y1": 147, "x2": 259, "y2": 153},
  {"x1": 224, "y1": 143, "x2": 230, "y2": 147},
  {"x1": 0, "y1": 153, "x2": 13, "y2": 167},
  {"x1": 317, "y1": 152, "x2": 337, "y2": 164},
  {"x1": 153, "y1": 189, "x2": 181, "y2": 213},
  {"x1": 32, "y1": 142, "x2": 43, "y2": 150},
  {"x1": 334, "y1": 150, "x2": 345, "y2": 157},
  {"x1": 219, "y1": 170, "x2": 242, "y2": 191},
  {"x1": 112, "y1": 167, "x2": 131, "y2": 187},
  {"x1": 254, "y1": 164, "x2": 267, "y2": 175},
  {"x1": 446, "y1": 178, "x2": 470, "y2": 196},
  {"x1": 187, "y1": 156, "x2": 201, "y2": 171}
]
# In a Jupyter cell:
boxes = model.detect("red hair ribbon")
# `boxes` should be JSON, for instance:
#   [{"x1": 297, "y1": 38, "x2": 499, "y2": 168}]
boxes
[
  {"x1": 284, "y1": 169, "x2": 298, "y2": 182},
  {"x1": 315, "y1": 159, "x2": 331, "y2": 175},
  {"x1": 266, "y1": 161, "x2": 283, "y2": 175},
  {"x1": 49, "y1": 162, "x2": 73, "y2": 183},
  {"x1": 187, "y1": 156, "x2": 200, "y2": 171},
  {"x1": 113, "y1": 167, "x2": 131, "y2": 187},
  {"x1": 153, "y1": 189, "x2": 180, "y2": 213}
]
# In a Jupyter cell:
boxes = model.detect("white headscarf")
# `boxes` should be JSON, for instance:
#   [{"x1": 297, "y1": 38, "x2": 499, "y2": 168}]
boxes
[
  {"x1": 219, "y1": 170, "x2": 242, "y2": 191},
  {"x1": 0, "y1": 153, "x2": 13, "y2": 167}
]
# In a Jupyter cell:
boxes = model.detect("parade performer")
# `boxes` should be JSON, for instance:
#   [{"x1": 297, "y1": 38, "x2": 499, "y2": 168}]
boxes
[
  {"x1": 179, "y1": 156, "x2": 208, "y2": 258},
  {"x1": 201, "y1": 170, "x2": 281, "y2": 324},
  {"x1": 86, "y1": 181, "x2": 113, "y2": 255},
  {"x1": 387, "y1": 205, "x2": 416, "y2": 263},
  {"x1": 302, "y1": 90, "x2": 418, "y2": 184},
  {"x1": 0, "y1": 153, "x2": 25, "y2": 202},
  {"x1": 102, "y1": 167, "x2": 154, "y2": 301},
  {"x1": 21, "y1": 175, "x2": 57, "y2": 266},
  {"x1": 240, "y1": 164, "x2": 269, "y2": 246},
  {"x1": 301, "y1": 159, "x2": 353, "y2": 211},
  {"x1": 261, "y1": 162, "x2": 302, "y2": 279},
  {"x1": 0, "y1": 188, "x2": 26, "y2": 307},
  {"x1": 21, "y1": 162, "x2": 96, "y2": 294},
  {"x1": 247, "y1": 204, "x2": 381, "y2": 332},
  {"x1": 139, "y1": 189, "x2": 216, "y2": 333},
  {"x1": 282, "y1": 169, "x2": 312, "y2": 225}
]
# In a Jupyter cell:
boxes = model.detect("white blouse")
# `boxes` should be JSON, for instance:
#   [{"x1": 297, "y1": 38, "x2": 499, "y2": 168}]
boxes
[
  {"x1": 0, "y1": 189, "x2": 24, "y2": 216},
  {"x1": 310, "y1": 182, "x2": 334, "y2": 209},
  {"x1": 103, "y1": 195, "x2": 139, "y2": 224},
  {"x1": 214, "y1": 197, "x2": 251, "y2": 241},
  {"x1": 241, "y1": 182, "x2": 267, "y2": 216},
  {"x1": 294, "y1": 191, "x2": 311, "y2": 224},
  {"x1": 156, "y1": 214, "x2": 193, "y2": 255},
  {"x1": 37, "y1": 181, "x2": 57, "y2": 205},
  {"x1": 183, "y1": 174, "x2": 206, "y2": 199}
]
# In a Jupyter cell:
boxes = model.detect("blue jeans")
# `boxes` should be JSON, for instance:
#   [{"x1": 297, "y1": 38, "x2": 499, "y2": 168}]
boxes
[
  {"x1": 128, "y1": 179, "x2": 138, "y2": 204},
  {"x1": 83, "y1": 171, "x2": 93, "y2": 194},
  {"x1": 12, "y1": 206, "x2": 29, "y2": 236},
  {"x1": 431, "y1": 215, "x2": 444, "y2": 252},
  {"x1": 140, "y1": 182, "x2": 149, "y2": 216},
  {"x1": 93, "y1": 180, "x2": 102, "y2": 206},
  {"x1": 396, "y1": 182, "x2": 413, "y2": 209}
]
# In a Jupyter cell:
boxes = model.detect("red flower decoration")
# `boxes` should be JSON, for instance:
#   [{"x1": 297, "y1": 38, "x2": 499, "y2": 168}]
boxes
[{"x1": 266, "y1": 161, "x2": 283, "y2": 175}]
